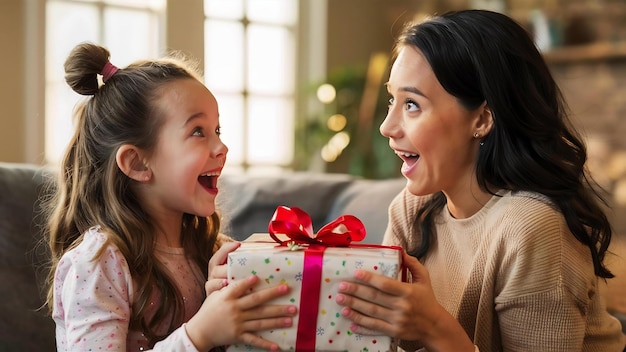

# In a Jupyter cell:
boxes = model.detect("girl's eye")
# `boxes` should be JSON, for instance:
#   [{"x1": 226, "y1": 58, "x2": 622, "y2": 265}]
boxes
[
  {"x1": 215, "y1": 126, "x2": 221, "y2": 136},
  {"x1": 192, "y1": 127, "x2": 204, "y2": 137},
  {"x1": 388, "y1": 97, "x2": 394, "y2": 107}
]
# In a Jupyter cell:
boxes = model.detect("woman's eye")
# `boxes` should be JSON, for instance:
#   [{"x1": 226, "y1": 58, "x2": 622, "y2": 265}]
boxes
[
  {"x1": 405, "y1": 99, "x2": 420, "y2": 112},
  {"x1": 388, "y1": 97, "x2": 394, "y2": 107},
  {"x1": 215, "y1": 126, "x2": 222, "y2": 136}
]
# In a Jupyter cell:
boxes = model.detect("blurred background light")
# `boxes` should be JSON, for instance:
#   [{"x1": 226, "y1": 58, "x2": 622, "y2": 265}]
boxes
[
  {"x1": 316, "y1": 83, "x2": 336, "y2": 104},
  {"x1": 326, "y1": 114, "x2": 347, "y2": 132}
]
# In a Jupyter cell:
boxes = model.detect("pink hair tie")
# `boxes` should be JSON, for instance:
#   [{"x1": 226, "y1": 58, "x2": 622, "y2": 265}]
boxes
[{"x1": 101, "y1": 61, "x2": 119, "y2": 83}]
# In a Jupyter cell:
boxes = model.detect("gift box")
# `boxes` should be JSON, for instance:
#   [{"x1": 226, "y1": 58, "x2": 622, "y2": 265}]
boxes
[{"x1": 226, "y1": 206, "x2": 403, "y2": 352}]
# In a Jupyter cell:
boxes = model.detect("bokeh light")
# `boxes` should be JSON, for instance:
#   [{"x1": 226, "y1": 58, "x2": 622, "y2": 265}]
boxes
[
  {"x1": 316, "y1": 83, "x2": 336, "y2": 104},
  {"x1": 326, "y1": 114, "x2": 347, "y2": 132},
  {"x1": 320, "y1": 131, "x2": 350, "y2": 162}
]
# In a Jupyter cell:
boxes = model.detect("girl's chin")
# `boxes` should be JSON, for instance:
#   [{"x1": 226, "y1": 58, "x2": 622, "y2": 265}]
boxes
[{"x1": 190, "y1": 203, "x2": 216, "y2": 218}]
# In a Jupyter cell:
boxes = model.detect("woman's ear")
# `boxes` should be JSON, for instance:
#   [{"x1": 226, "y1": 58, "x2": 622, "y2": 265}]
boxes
[
  {"x1": 115, "y1": 145, "x2": 151, "y2": 182},
  {"x1": 474, "y1": 102, "x2": 494, "y2": 137}
]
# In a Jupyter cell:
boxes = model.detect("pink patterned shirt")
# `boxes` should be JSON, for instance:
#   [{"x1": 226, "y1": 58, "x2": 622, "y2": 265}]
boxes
[{"x1": 53, "y1": 226, "x2": 206, "y2": 351}]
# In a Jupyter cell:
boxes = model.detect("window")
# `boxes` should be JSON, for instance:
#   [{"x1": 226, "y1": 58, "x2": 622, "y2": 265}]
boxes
[
  {"x1": 204, "y1": 0, "x2": 298, "y2": 174},
  {"x1": 45, "y1": 0, "x2": 164, "y2": 164},
  {"x1": 44, "y1": 0, "x2": 316, "y2": 172}
]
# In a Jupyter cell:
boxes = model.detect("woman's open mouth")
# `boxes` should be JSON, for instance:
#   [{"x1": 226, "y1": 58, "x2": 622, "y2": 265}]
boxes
[{"x1": 395, "y1": 151, "x2": 419, "y2": 165}]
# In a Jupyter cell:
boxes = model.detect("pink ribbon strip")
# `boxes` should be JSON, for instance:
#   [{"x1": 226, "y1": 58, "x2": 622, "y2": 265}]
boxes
[{"x1": 296, "y1": 244, "x2": 325, "y2": 351}]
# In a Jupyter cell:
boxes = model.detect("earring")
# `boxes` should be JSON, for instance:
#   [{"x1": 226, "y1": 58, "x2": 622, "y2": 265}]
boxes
[{"x1": 473, "y1": 132, "x2": 480, "y2": 138}]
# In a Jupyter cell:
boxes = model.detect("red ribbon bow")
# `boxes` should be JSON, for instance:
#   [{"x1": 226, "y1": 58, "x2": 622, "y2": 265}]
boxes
[{"x1": 268, "y1": 205, "x2": 366, "y2": 246}]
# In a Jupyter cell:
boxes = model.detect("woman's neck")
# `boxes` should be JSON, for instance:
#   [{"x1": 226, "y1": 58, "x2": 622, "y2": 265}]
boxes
[{"x1": 444, "y1": 183, "x2": 496, "y2": 219}]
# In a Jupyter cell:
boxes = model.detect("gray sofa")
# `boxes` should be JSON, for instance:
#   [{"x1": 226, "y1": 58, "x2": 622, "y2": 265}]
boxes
[
  {"x1": 2, "y1": 162, "x2": 624, "y2": 351},
  {"x1": 0, "y1": 162, "x2": 405, "y2": 351}
]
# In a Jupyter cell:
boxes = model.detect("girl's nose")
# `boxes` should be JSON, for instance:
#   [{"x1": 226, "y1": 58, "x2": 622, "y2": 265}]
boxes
[{"x1": 212, "y1": 138, "x2": 228, "y2": 159}]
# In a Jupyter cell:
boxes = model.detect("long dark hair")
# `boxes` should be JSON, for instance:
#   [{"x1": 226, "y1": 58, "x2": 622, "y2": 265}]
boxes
[
  {"x1": 45, "y1": 42, "x2": 222, "y2": 345},
  {"x1": 396, "y1": 10, "x2": 613, "y2": 278}
]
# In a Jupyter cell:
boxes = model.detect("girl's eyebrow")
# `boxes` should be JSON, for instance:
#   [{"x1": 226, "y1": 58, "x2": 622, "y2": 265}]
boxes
[
  {"x1": 385, "y1": 82, "x2": 429, "y2": 99},
  {"x1": 183, "y1": 112, "x2": 204, "y2": 126}
]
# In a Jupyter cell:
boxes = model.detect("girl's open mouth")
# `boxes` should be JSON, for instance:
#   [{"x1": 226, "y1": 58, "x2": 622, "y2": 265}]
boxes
[{"x1": 198, "y1": 173, "x2": 218, "y2": 192}]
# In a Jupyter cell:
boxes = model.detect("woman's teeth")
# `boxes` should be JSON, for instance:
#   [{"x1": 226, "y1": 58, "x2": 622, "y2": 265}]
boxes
[{"x1": 395, "y1": 151, "x2": 419, "y2": 158}]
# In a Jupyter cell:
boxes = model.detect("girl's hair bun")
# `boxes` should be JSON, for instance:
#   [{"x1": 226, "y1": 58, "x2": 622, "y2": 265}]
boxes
[{"x1": 64, "y1": 42, "x2": 112, "y2": 96}]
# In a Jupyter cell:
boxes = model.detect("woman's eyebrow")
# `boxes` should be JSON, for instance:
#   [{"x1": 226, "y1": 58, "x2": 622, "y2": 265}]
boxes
[
  {"x1": 400, "y1": 86, "x2": 428, "y2": 98},
  {"x1": 384, "y1": 82, "x2": 428, "y2": 98}
]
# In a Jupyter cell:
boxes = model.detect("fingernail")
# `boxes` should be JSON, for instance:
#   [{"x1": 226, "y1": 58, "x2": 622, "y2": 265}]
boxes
[
  {"x1": 350, "y1": 323, "x2": 358, "y2": 332},
  {"x1": 277, "y1": 284, "x2": 289, "y2": 293},
  {"x1": 341, "y1": 307, "x2": 351, "y2": 317},
  {"x1": 222, "y1": 279, "x2": 229, "y2": 287},
  {"x1": 288, "y1": 306, "x2": 297, "y2": 314},
  {"x1": 354, "y1": 269, "x2": 365, "y2": 279},
  {"x1": 283, "y1": 317, "x2": 293, "y2": 326},
  {"x1": 335, "y1": 294, "x2": 345, "y2": 304},
  {"x1": 338, "y1": 282, "x2": 347, "y2": 291}
]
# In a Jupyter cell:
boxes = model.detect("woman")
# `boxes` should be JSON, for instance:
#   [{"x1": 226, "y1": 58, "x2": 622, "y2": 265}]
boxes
[{"x1": 335, "y1": 10, "x2": 626, "y2": 351}]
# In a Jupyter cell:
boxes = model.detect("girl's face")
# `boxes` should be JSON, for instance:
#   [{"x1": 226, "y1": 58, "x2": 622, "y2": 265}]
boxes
[
  {"x1": 381, "y1": 46, "x2": 486, "y2": 202},
  {"x1": 144, "y1": 78, "x2": 227, "y2": 225}
]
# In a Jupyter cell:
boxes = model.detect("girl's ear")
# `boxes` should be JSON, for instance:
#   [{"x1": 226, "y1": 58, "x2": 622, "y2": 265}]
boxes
[{"x1": 115, "y1": 145, "x2": 151, "y2": 182}]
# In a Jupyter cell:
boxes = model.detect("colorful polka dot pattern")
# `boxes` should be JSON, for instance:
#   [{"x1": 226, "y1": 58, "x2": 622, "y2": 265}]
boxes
[{"x1": 53, "y1": 226, "x2": 201, "y2": 351}]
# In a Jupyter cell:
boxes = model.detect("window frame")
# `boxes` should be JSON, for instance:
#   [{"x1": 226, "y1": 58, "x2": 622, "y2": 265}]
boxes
[{"x1": 33, "y1": 0, "x2": 326, "y2": 172}]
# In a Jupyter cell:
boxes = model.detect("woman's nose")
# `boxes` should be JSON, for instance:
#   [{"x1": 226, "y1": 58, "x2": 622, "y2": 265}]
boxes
[{"x1": 379, "y1": 110, "x2": 400, "y2": 139}]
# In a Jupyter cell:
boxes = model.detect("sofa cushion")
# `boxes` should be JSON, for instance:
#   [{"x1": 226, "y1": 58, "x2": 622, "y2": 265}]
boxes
[
  {"x1": 217, "y1": 172, "x2": 355, "y2": 241},
  {"x1": 325, "y1": 178, "x2": 406, "y2": 244},
  {"x1": 0, "y1": 163, "x2": 55, "y2": 351}
]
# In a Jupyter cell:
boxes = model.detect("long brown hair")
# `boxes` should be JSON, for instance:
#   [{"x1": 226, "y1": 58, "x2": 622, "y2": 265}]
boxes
[
  {"x1": 44, "y1": 42, "x2": 221, "y2": 346},
  {"x1": 398, "y1": 10, "x2": 613, "y2": 278}
]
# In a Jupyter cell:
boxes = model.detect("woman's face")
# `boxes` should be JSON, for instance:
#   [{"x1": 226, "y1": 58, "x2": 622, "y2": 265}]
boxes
[{"x1": 381, "y1": 46, "x2": 486, "y2": 201}]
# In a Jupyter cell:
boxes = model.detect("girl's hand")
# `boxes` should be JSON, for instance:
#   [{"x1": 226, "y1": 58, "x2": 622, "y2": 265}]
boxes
[
  {"x1": 208, "y1": 241, "x2": 241, "y2": 280},
  {"x1": 205, "y1": 241, "x2": 241, "y2": 295},
  {"x1": 186, "y1": 274, "x2": 297, "y2": 351},
  {"x1": 335, "y1": 251, "x2": 474, "y2": 351}
]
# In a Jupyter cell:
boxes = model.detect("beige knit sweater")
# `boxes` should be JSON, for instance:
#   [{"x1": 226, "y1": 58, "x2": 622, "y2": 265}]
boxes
[{"x1": 383, "y1": 189, "x2": 626, "y2": 351}]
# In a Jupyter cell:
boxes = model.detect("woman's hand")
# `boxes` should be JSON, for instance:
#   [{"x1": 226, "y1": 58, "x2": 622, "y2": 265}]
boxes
[
  {"x1": 186, "y1": 274, "x2": 298, "y2": 351},
  {"x1": 335, "y1": 251, "x2": 474, "y2": 351}
]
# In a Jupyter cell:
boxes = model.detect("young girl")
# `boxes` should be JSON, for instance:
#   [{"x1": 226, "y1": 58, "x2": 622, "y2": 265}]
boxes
[
  {"x1": 45, "y1": 43, "x2": 297, "y2": 351},
  {"x1": 335, "y1": 10, "x2": 626, "y2": 351}
]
